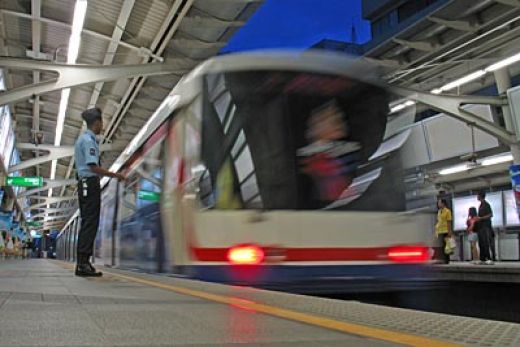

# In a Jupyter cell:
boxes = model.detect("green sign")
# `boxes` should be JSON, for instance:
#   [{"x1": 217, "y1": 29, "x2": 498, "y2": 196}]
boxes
[
  {"x1": 6, "y1": 176, "x2": 43, "y2": 188},
  {"x1": 137, "y1": 190, "x2": 161, "y2": 202},
  {"x1": 26, "y1": 221, "x2": 42, "y2": 228}
]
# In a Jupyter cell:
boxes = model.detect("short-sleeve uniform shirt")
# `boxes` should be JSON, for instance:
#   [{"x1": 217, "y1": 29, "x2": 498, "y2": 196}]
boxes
[{"x1": 75, "y1": 129, "x2": 100, "y2": 178}]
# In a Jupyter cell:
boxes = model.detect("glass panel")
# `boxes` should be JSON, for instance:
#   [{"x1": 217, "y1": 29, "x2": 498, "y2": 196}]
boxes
[{"x1": 200, "y1": 70, "x2": 391, "y2": 210}]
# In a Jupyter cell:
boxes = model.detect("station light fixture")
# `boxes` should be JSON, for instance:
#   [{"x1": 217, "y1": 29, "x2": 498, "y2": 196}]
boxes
[
  {"x1": 485, "y1": 52, "x2": 520, "y2": 72},
  {"x1": 436, "y1": 70, "x2": 486, "y2": 93},
  {"x1": 438, "y1": 164, "x2": 470, "y2": 176},
  {"x1": 48, "y1": 0, "x2": 88, "y2": 201},
  {"x1": 438, "y1": 152, "x2": 514, "y2": 175},
  {"x1": 481, "y1": 153, "x2": 514, "y2": 166},
  {"x1": 389, "y1": 50, "x2": 520, "y2": 114}
]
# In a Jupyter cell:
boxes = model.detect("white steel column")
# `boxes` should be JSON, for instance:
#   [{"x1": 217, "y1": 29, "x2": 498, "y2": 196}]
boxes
[
  {"x1": 494, "y1": 67, "x2": 520, "y2": 164},
  {"x1": 31, "y1": 0, "x2": 42, "y2": 177}
]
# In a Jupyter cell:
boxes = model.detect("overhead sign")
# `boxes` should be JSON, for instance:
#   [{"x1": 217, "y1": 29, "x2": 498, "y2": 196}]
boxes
[
  {"x1": 137, "y1": 190, "x2": 161, "y2": 202},
  {"x1": 5, "y1": 176, "x2": 43, "y2": 188}
]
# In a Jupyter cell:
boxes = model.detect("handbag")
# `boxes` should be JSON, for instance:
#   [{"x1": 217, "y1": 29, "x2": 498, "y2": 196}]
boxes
[{"x1": 444, "y1": 235, "x2": 456, "y2": 255}]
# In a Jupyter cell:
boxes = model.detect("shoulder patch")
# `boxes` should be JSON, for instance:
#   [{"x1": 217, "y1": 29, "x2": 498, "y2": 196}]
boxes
[{"x1": 89, "y1": 148, "x2": 96, "y2": 156}]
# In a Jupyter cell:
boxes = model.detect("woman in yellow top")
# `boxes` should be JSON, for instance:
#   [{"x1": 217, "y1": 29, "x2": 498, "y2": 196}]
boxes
[{"x1": 435, "y1": 198, "x2": 453, "y2": 264}]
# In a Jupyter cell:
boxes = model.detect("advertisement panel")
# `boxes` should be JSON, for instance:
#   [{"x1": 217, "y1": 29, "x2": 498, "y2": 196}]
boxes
[
  {"x1": 452, "y1": 192, "x2": 503, "y2": 230},
  {"x1": 504, "y1": 190, "x2": 520, "y2": 226}
]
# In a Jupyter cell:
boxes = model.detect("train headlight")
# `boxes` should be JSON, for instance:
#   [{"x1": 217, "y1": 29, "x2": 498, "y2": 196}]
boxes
[{"x1": 227, "y1": 244, "x2": 264, "y2": 265}]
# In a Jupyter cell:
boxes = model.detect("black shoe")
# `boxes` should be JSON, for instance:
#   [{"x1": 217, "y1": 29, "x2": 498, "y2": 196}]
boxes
[
  {"x1": 75, "y1": 263, "x2": 102, "y2": 277},
  {"x1": 86, "y1": 262, "x2": 99, "y2": 273}
]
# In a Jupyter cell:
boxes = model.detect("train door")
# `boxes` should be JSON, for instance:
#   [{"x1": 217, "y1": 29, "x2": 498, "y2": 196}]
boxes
[
  {"x1": 99, "y1": 179, "x2": 119, "y2": 267},
  {"x1": 162, "y1": 116, "x2": 187, "y2": 272},
  {"x1": 161, "y1": 98, "x2": 202, "y2": 272},
  {"x1": 117, "y1": 124, "x2": 167, "y2": 272}
]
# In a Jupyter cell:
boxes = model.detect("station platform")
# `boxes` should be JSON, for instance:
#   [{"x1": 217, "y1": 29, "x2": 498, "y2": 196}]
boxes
[
  {"x1": 433, "y1": 261, "x2": 520, "y2": 283},
  {"x1": 1, "y1": 260, "x2": 520, "y2": 347}
]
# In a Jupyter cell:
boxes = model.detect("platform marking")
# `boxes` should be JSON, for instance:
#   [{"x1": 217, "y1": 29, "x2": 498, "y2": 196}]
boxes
[
  {"x1": 102, "y1": 270, "x2": 461, "y2": 347},
  {"x1": 55, "y1": 261, "x2": 459, "y2": 347}
]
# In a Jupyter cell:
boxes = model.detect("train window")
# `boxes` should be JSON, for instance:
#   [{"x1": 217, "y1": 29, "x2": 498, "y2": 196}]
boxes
[{"x1": 200, "y1": 70, "x2": 390, "y2": 210}]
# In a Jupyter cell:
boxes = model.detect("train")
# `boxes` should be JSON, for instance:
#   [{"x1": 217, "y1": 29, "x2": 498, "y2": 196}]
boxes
[{"x1": 57, "y1": 51, "x2": 435, "y2": 293}]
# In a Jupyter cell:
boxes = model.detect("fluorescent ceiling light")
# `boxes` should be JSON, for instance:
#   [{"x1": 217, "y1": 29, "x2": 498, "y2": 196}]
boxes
[
  {"x1": 49, "y1": 0, "x2": 87, "y2": 202},
  {"x1": 54, "y1": 88, "x2": 71, "y2": 146},
  {"x1": 485, "y1": 52, "x2": 520, "y2": 72},
  {"x1": 390, "y1": 100, "x2": 415, "y2": 114},
  {"x1": 481, "y1": 153, "x2": 513, "y2": 166},
  {"x1": 430, "y1": 88, "x2": 442, "y2": 94},
  {"x1": 67, "y1": 0, "x2": 88, "y2": 64},
  {"x1": 439, "y1": 164, "x2": 469, "y2": 175},
  {"x1": 390, "y1": 103, "x2": 407, "y2": 113},
  {"x1": 439, "y1": 70, "x2": 486, "y2": 92}
]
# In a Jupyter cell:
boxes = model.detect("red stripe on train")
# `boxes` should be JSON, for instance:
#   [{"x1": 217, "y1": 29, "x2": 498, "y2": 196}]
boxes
[{"x1": 191, "y1": 247, "x2": 390, "y2": 262}]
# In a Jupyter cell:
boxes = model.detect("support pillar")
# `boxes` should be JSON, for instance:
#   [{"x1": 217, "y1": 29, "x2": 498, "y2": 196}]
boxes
[{"x1": 494, "y1": 68, "x2": 520, "y2": 164}]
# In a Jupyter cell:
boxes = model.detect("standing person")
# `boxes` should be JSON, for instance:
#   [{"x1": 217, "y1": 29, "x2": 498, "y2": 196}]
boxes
[
  {"x1": 74, "y1": 107, "x2": 126, "y2": 277},
  {"x1": 0, "y1": 231, "x2": 5, "y2": 259},
  {"x1": 435, "y1": 198, "x2": 453, "y2": 264},
  {"x1": 476, "y1": 191, "x2": 494, "y2": 264},
  {"x1": 466, "y1": 207, "x2": 480, "y2": 264}
]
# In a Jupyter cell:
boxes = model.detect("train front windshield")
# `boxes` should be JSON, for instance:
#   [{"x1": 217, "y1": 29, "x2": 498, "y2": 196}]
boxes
[{"x1": 198, "y1": 70, "x2": 391, "y2": 210}]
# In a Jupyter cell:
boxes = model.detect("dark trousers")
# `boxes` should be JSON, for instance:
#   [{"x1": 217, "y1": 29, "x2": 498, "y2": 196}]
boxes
[
  {"x1": 489, "y1": 229, "x2": 496, "y2": 261},
  {"x1": 477, "y1": 226, "x2": 491, "y2": 262},
  {"x1": 77, "y1": 177, "x2": 101, "y2": 264}
]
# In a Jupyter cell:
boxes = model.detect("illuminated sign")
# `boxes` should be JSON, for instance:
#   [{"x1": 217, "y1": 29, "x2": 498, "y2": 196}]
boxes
[
  {"x1": 5, "y1": 176, "x2": 43, "y2": 188},
  {"x1": 137, "y1": 190, "x2": 160, "y2": 202}
]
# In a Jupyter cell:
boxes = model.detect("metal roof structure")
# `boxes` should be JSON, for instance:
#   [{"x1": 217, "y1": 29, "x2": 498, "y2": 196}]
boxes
[
  {"x1": 0, "y1": 0, "x2": 262, "y2": 230},
  {"x1": 365, "y1": 0, "x2": 520, "y2": 92},
  {"x1": 362, "y1": 0, "x2": 520, "y2": 192}
]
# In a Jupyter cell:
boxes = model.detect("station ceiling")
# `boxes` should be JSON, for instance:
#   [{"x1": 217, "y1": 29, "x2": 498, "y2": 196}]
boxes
[{"x1": 0, "y1": 0, "x2": 262, "y2": 228}]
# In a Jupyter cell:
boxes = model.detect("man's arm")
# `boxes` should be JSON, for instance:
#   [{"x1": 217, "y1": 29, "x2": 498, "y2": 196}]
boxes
[{"x1": 88, "y1": 164, "x2": 126, "y2": 180}]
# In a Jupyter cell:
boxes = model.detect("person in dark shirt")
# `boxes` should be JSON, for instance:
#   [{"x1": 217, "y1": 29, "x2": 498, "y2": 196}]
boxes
[
  {"x1": 477, "y1": 191, "x2": 494, "y2": 264},
  {"x1": 298, "y1": 100, "x2": 361, "y2": 204}
]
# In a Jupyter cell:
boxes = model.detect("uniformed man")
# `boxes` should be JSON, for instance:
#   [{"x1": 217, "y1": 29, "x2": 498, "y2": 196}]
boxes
[{"x1": 74, "y1": 107, "x2": 125, "y2": 277}]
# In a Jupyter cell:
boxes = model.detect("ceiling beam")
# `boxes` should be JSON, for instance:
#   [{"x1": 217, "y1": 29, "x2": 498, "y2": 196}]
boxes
[
  {"x1": 386, "y1": 8, "x2": 520, "y2": 84},
  {"x1": 427, "y1": 15, "x2": 478, "y2": 32},
  {"x1": 393, "y1": 86, "x2": 514, "y2": 144},
  {"x1": 24, "y1": 198, "x2": 77, "y2": 211},
  {"x1": 9, "y1": 143, "x2": 114, "y2": 172},
  {"x1": 60, "y1": 0, "x2": 136, "y2": 203},
  {"x1": 392, "y1": 38, "x2": 439, "y2": 52},
  {"x1": 28, "y1": 195, "x2": 77, "y2": 202},
  {"x1": 0, "y1": 58, "x2": 191, "y2": 106},
  {"x1": 18, "y1": 179, "x2": 76, "y2": 198},
  {"x1": 494, "y1": 0, "x2": 520, "y2": 7},
  {"x1": 0, "y1": 9, "x2": 144, "y2": 55},
  {"x1": 31, "y1": 0, "x2": 42, "y2": 179},
  {"x1": 103, "y1": 0, "x2": 194, "y2": 141}
]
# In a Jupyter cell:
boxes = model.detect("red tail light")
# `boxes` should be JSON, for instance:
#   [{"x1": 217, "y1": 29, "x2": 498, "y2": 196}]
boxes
[
  {"x1": 227, "y1": 245, "x2": 264, "y2": 265},
  {"x1": 388, "y1": 245, "x2": 430, "y2": 263}
]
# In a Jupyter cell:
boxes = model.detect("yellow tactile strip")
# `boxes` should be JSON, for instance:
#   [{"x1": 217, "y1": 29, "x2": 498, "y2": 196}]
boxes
[{"x1": 53, "y1": 260, "x2": 459, "y2": 347}]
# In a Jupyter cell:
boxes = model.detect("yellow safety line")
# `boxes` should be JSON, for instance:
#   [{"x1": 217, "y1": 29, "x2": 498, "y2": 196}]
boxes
[
  {"x1": 54, "y1": 260, "x2": 458, "y2": 347},
  {"x1": 104, "y1": 270, "x2": 460, "y2": 347}
]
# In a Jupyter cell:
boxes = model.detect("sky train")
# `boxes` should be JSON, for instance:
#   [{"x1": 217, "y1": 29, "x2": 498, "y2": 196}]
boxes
[{"x1": 57, "y1": 51, "x2": 435, "y2": 293}]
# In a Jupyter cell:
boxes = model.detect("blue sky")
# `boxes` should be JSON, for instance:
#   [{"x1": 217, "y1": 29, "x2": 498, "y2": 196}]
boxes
[{"x1": 223, "y1": 0, "x2": 371, "y2": 53}]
